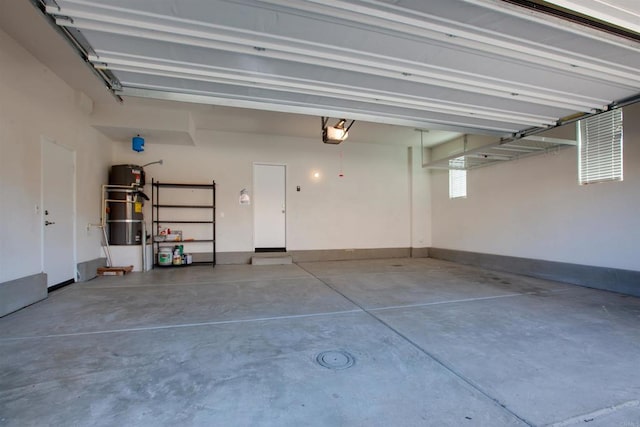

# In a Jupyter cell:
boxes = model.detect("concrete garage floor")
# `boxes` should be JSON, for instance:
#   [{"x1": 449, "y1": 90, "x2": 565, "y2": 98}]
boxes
[{"x1": 1, "y1": 259, "x2": 640, "y2": 426}]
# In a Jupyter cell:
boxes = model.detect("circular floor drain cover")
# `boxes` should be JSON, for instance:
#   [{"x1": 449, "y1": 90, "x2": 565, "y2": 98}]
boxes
[{"x1": 316, "y1": 350, "x2": 355, "y2": 370}]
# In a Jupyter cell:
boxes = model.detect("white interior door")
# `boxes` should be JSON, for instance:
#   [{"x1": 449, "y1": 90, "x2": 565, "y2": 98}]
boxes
[
  {"x1": 42, "y1": 139, "x2": 75, "y2": 287},
  {"x1": 253, "y1": 164, "x2": 286, "y2": 250}
]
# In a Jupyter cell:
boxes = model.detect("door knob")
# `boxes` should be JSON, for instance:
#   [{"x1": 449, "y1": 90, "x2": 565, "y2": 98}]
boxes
[{"x1": 45, "y1": 220, "x2": 55, "y2": 226}]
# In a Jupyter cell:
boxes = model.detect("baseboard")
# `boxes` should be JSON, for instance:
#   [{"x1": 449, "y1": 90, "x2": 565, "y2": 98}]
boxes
[
  {"x1": 150, "y1": 251, "x2": 247, "y2": 266},
  {"x1": 216, "y1": 252, "x2": 253, "y2": 265},
  {"x1": 77, "y1": 257, "x2": 107, "y2": 281},
  {"x1": 0, "y1": 273, "x2": 48, "y2": 317},
  {"x1": 212, "y1": 249, "x2": 413, "y2": 265},
  {"x1": 48, "y1": 279, "x2": 74, "y2": 292},
  {"x1": 429, "y1": 248, "x2": 640, "y2": 297},
  {"x1": 410, "y1": 247, "x2": 429, "y2": 258},
  {"x1": 290, "y1": 248, "x2": 410, "y2": 263}
]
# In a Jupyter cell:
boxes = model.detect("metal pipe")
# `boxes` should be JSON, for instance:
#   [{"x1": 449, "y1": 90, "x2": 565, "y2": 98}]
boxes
[
  {"x1": 142, "y1": 160, "x2": 163, "y2": 168},
  {"x1": 102, "y1": 226, "x2": 113, "y2": 267},
  {"x1": 141, "y1": 220, "x2": 147, "y2": 272}
]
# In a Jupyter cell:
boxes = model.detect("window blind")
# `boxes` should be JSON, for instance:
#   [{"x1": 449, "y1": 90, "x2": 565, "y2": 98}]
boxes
[{"x1": 578, "y1": 109, "x2": 623, "y2": 185}]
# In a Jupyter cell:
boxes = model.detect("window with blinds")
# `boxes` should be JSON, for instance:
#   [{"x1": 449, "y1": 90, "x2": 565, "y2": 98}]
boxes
[
  {"x1": 578, "y1": 109, "x2": 623, "y2": 185},
  {"x1": 449, "y1": 157, "x2": 467, "y2": 199}
]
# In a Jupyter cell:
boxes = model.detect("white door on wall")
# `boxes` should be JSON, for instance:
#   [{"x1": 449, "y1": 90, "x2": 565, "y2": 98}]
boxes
[
  {"x1": 253, "y1": 164, "x2": 286, "y2": 250},
  {"x1": 42, "y1": 138, "x2": 76, "y2": 287}
]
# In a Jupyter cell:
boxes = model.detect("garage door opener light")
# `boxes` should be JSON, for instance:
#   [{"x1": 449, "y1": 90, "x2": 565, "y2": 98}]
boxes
[{"x1": 322, "y1": 117, "x2": 355, "y2": 144}]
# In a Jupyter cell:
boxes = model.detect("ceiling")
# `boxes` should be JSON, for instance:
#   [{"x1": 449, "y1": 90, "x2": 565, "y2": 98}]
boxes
[{"x1": 1, "y1": 0, "x2": 639, "y2": 154}]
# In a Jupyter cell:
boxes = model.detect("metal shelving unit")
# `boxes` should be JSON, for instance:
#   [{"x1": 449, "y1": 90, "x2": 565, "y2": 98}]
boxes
[{"x1": 151, "y1": 180, "x2": 216, "y2": 267}]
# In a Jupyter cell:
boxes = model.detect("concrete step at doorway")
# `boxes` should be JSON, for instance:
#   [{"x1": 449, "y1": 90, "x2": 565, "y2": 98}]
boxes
[{"x1": 251, "y1": 252, "x2": 293, "y2": 265}]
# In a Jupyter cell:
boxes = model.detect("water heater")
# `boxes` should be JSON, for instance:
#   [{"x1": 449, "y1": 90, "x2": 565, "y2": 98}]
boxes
[{"x1": 108, "y1": 165, "x2": 145, "y2": 245}]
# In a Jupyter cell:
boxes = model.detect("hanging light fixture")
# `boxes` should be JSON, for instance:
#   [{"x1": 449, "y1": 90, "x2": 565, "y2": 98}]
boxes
[{"x1": 321, "y1": 117, "x2": 355, "y2": 144}]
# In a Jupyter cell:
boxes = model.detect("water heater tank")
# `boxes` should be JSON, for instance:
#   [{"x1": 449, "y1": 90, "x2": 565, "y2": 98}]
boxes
[{"x1": 108, "y1": 165, "x2": 145, "y2": 245}]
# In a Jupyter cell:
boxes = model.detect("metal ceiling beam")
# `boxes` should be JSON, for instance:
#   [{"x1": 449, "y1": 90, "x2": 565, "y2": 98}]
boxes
[
  {"x1": 492, "y1": 146, "x2": 541, "y2": 153},
  {"x1": 520, "y1": 135, "x2": 577, "y2": 146}
]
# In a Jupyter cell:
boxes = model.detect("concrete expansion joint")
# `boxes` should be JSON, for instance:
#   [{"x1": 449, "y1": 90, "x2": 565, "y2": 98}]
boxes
[
  {"x1": 545, "y1": 400, "x2": 640, "y2": 427},
  {"x1": 368, "y1": 287, "x2": 574, "y2": 313},
  {"x1": 78, "y1": 274, "x2": 315, "y2": 290},
  {"x1": 369, "y1": 293, "x2": 524, "y2": 312},
  {"x1": 0, "y1": 309, "x2": 362, "y2": 342}
]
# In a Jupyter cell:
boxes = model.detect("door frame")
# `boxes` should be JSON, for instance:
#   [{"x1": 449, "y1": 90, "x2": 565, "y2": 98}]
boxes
[
  {"x1": 252, "y1": 162, "x2": 287, "y2": 251},
  {"x1": 41, "y1": 136, "x2": 77, "y2": 287}
]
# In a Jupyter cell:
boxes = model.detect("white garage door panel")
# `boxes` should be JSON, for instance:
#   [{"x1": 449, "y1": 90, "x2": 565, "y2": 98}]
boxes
[{"x1": 47, "y1": 0, "x2": 640, "y2": 137}]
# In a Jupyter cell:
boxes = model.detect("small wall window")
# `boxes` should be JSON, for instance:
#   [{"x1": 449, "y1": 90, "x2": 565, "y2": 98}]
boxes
[
  {"x1": 449, "y1": 157, "x2": 467, "y2": 199},
  {"x1": 578, "y1": 109, "x2": 623, "y2": 185}
]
